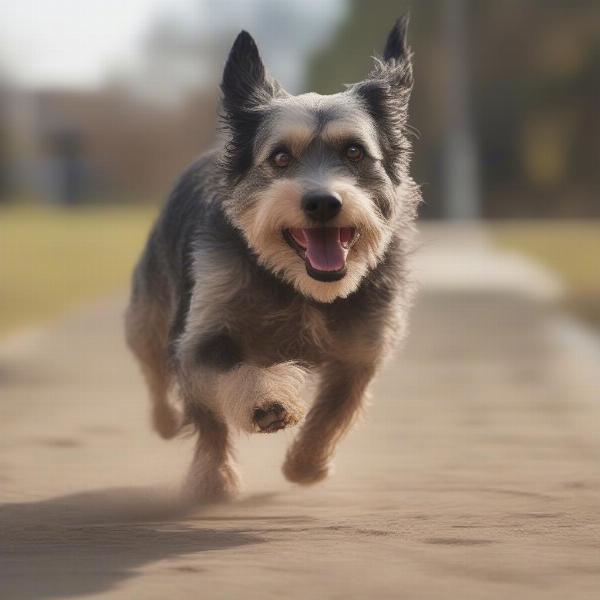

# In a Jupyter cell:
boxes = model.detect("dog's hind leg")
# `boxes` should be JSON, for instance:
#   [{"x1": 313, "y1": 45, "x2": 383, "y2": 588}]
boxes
[
  {"x1": 183, "y1": 403, "x2": 240, "y2": 503},
  {"x1": 125, "y1": 292, "x2": 182, "y2": 439},
  {"x1": 282, "y1": 361, "x2": 375, "y2": 485}
]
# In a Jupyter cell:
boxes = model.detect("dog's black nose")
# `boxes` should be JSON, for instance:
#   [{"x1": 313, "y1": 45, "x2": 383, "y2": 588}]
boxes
[{"x1": 301, "y1": 192, "x2": 342, "y2": 222}]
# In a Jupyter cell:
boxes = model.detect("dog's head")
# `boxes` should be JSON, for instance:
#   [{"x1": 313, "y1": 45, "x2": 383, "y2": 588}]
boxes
[{"x1": 219, "y1": 17, "x2": 418, "y2": 303}]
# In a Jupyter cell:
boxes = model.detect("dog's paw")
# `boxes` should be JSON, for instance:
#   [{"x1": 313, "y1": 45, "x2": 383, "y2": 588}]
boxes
[
  {"x1": 253, "y1": 402, "x2": 301, "y2": 433},
  {"x1": 152, "y1": 403, "x2": 182, "y2": 440},
  {"x1": 282, "y1": 451, "x2": 331, "y2": 485},
  {"x1": 219, "y1": 362, "x2": 307, "y2": 433},
  {"x1": 183, "y1": 464, "x2": 240, "y2": 505}
]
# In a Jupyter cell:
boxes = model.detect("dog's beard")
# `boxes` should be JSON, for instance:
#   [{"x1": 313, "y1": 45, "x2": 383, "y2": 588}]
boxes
[{"x1": 226, "y1": 178, "x2": 393, "y2": 303}]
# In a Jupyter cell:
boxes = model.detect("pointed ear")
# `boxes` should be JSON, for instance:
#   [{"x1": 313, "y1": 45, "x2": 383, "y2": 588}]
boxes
[
  {"x1": 352, "y1": 15, "x2": 413, "y2": 115},
  {"x1": 384, "y1": 14, "x2": 411, "y2": 64},
  {"x1": 379, "y1": 15, "x2": 413, "y2": 89},
  {"x1": 219, "y1": 32, "x2": 281, "y2": 178},
  {"x1": 350, "y1": 16, "x2": 414, "y2": 184},
  {"x1": 221, "y1": 31, "x2": 278, "y2": 114}
]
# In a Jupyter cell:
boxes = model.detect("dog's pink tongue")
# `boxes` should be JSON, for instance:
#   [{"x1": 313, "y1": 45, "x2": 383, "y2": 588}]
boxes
[{"x1": 303, "y1": 228, "x2": 347, "y2": 272}]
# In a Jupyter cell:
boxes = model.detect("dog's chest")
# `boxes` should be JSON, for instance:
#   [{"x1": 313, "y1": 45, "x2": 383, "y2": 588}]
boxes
[{"x1": 233, "y1": 297, "x2": 333, "y2": 365}]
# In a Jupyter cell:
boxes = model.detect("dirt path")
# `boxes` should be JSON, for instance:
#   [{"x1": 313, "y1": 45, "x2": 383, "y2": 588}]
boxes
[{"x1": 1, "y1": 228, "x2": 599, "y2": 599}]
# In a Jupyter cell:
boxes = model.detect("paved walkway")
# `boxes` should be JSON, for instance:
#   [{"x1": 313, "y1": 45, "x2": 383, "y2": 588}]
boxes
[{"x1": 1, "y1": 226, "x2": 599, "y2": 599}]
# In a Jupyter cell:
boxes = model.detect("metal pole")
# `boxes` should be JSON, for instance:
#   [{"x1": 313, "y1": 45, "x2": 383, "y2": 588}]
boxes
[{"x1": 443, "y1": 0, "x2": 480, "y2": 220}]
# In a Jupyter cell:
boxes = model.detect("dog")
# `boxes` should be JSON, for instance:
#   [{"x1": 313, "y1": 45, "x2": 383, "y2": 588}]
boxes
[{"x1": 125, "y1": 16, "x2": 420, "y2": 502}]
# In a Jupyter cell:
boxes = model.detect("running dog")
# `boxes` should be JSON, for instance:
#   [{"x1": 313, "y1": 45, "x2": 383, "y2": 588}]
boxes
[{"x1": 126, "y1": 16, "x2": 420, "y2": 501}]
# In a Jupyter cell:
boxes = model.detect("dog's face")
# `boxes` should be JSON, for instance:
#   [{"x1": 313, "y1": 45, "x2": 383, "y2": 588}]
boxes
[{"x1": 220, "y1": 18, "x2": 416, "y2": 303}]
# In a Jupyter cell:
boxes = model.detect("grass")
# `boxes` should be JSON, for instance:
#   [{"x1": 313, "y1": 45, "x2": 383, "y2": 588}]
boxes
[
  {"x1": 2, "y1": 207, "x2": 598, "y2": 338},
  {"x1": 492, "y1": 220, "x2": 600, "y2": 329},
  {"x1": 0, "y1": 204, "x2": 156, "y2": 337}
]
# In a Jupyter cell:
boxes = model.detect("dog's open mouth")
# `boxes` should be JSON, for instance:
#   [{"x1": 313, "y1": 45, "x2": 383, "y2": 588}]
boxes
[{"x1": 283, "y1": 227, "x2": 359, "y2": 282}]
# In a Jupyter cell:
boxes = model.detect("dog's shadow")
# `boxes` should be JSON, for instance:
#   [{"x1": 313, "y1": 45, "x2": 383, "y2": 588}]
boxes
[{"x1": 0, "y1": 486, "x2": 272, "y2": 599}]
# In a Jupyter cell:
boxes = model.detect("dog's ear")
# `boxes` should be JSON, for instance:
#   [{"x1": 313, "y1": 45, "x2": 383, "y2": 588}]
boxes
[
  {"x1": 350, "y1": 16, "x2": 414, "y2": 183},
  {"x1": 221, "y1": 31, "x2": 278, "y2": 114},
  {"x1": 378, "y1": 15, "x2": 413, "y2": 90},
  {"x1": 220, "y1": 32, "x2": 282, "y2": 177},
  {"x1": 352, "y1": 15, "x2": 413, "y2": 115},
  {"x1": 383, "y1": 15, "x2": 412, "y2": 67}
]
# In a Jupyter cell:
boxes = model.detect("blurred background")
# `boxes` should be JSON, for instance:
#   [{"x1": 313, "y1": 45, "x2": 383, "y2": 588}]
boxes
[
  {"x1": 0, "y1": 0, "x2": 598, "y2": 335},
  {"x1": 2, "y1": 4, "x2": 600, "y2": 596}
]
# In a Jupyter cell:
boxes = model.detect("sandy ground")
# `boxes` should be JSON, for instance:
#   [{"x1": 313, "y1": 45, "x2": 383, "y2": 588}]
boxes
[{"x1": 1, "y1": 226, "x2": 600, "y2": 599}]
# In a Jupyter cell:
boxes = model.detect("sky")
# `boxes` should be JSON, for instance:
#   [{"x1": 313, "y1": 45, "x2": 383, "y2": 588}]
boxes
[
  {"x1": 0, "y1": 0, "x2": 344, "y2": 91},
  {"x1": 0, "y1": 0, "x2": 202, "y2": 89}
]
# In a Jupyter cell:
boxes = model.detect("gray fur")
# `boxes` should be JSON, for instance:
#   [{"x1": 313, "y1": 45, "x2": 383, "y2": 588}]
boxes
[{"x1": 126, "y1": 19, "x2": 420, "y2": 501}]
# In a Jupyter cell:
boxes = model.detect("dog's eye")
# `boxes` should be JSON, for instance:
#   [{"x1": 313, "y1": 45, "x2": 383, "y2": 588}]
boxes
[
  {"x1": 271, "y1": 150, "x2": 292, "y2": 169},
  {"x1": 345, "y1": 144, "x2": 364, "y2": 162}
]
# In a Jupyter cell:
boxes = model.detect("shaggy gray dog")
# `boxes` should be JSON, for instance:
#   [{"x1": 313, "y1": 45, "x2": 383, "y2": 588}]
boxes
[{"x1": 126, "y1": 17, "x2": 420, "y2": 501}]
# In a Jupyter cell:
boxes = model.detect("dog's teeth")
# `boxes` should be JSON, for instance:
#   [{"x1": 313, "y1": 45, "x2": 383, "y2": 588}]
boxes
[
  {"x1": 339, "y1": 227, "x2": 355, "y2": 249},
  {"x1": 290, "y1": 228, "x2": 307, "y2": 248}
]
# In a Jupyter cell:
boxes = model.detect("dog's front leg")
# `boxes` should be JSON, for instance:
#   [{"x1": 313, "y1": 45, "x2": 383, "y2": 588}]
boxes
[
  {"x1": 180, "y1": 320, "x2": 308, "y2": 434},
  {"x1": 183, "y1": 402, "x2": 240, "y2": 503},
  {"x1": 215, "y1": 362, "x2": 307, "y2": 433},
  {"x1": 178, "y1": 332, "x2": 307, "y2": 501},
  {"x1": 183, "y1": 362, "x2": 307, "y2": 502},
  {"x1": 283, "y1": 361, "x2": 376, "y2": 485}
]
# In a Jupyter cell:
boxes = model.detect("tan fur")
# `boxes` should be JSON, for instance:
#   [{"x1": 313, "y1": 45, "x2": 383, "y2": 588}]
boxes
[
  {"x1": 182, "y1": 410, "x2": 240, "y2": 503},
  {"x1": 230, "y1": 175, "x2": 390, "y2": 303},
  {"x1": 216, "y1": 362, "x2": 307, "y2": 432},
  {"x1": 283, "y1": 361, "x2": 376, "y2": 484},
  {"x1": 322, "y1": 118, "x2": 383, "y2": 160},
  {"x1": 125, "y1": 291, "x2": 182, "y2": 439},
  {"x1": 187, "y1": 249, "x2": 251, "y2": 337},
  {"x1": 255, "y1": 122, "x2": 315, "y2": 164},
  {"x1": 173, "y1": 251, "x2": 309, "y2": 431}
]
